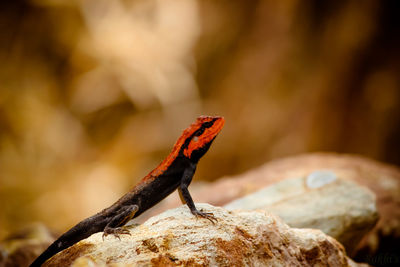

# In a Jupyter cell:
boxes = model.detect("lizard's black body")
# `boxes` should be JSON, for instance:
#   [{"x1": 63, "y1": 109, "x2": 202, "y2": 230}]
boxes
[{"x1": 30, "y1": 116, "x2": 224, "y2": 267}]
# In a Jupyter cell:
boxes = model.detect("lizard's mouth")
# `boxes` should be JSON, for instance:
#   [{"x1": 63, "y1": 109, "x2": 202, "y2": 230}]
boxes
[{"x1": 210, "y1": 116, "x2": 225, "y2": 135}]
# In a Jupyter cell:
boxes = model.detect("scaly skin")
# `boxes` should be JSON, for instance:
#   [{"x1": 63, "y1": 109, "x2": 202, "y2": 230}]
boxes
[{"x1": 30, "y1": 116, "x2": 225, "y2": 267}]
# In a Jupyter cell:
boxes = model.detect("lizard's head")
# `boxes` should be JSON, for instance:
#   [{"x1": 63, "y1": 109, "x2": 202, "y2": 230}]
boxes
[
  {"x1": 147, "y1": 116, "x2": 225, "y2": 177},
  {"x1": 180, "y1": 116, "x2": 225, "y2": 162}
]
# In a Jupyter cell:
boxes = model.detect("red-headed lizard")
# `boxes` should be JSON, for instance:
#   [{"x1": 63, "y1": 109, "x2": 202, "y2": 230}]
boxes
[{"x1": 30, "y1": 116, "x2": 225, "y2": 266}]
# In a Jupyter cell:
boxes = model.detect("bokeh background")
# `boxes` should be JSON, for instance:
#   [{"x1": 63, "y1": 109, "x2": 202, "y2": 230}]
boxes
[{"x1": 1, "y1": 0, "x2": 399, "y2": 241}]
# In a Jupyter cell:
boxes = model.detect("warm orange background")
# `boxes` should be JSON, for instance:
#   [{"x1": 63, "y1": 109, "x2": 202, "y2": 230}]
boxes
[{"x1": 1, "y1": 0, "x2": 399, "y2": 238}]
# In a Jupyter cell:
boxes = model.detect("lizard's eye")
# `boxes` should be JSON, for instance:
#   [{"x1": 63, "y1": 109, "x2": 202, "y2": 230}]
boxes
[
  {"x1": 193, "y1": 136, "x2": 199, "y2": 142},
  {"x1": 194, "y1": 128, "x2": 204, "y2": 137},
  {"x1": 203, "y1": 121, "x2": 213, "y2": 128}
]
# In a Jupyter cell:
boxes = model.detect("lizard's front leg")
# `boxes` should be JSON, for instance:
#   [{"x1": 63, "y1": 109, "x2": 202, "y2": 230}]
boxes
[
  {"x1": 103, "y1": 204, "x2": 139, "y2": 240},
  {"x1": 178, "y1": 163, "x2": 218, "y2": 224}
]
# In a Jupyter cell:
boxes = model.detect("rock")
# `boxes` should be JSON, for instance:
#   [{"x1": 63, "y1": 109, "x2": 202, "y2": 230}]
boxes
[
  {"x1": 141, "y1": 153, "x2": 400, "y2": 260},
  {"x1": 224, "y1": 176, "x2": 379, "y2": 254},
  {"x1": 0, "y1": 223, "x2": 57, "y2": 267},
  {"x1": 44, "y1": 204, "x2": 369, "y2": 267}
]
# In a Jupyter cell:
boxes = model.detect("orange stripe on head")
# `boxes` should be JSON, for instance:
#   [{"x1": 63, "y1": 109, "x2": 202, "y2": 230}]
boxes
[
  {"x1": 183, "y1": 116, "x2": 224, "y2": 158},
  {"x1": 142, "y1": 116, "x2": 224, "y2": 180}
]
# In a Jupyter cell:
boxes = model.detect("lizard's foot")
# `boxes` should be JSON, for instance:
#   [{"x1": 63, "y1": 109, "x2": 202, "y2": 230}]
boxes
[
  {"x1": 102, "y1": 227, "x2": 131, "y2": 241},
  {"x1": 192, "y1": 209, "x2": 218, "y2": 224}
]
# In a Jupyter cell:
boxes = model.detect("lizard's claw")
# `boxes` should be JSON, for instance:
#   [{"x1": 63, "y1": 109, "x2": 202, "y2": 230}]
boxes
[
  {"x1": 192, "y1": 209, "x2": 218, "y2": 224},
  {"x1": 102, "y1": 227, "x2": 131, "y2": 241}
]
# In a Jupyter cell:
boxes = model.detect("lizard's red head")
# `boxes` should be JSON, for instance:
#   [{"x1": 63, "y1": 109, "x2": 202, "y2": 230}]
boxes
[
  {"x1": 181, "y1": 116, "x2": 225, "y2": 162},
  {"x1": 148, "y1": 116, "x2": 224, "y2": 177}
]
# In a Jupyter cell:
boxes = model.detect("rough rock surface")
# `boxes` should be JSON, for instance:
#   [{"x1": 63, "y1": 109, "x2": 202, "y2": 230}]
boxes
[
  {"x1": 44, "y1": 204, "x2": 368, "y2": 267},
  {"x1": 142, "y1": 153, "x2": 400, "y2": 258},
  {"x1": 224, "y1": 175, "x2": 378, "y2": 254}
]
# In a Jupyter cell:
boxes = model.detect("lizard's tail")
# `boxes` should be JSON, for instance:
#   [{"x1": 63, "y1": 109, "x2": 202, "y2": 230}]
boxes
[
  {"x1": 29, "y1": 241, "x2": 61, "y2": 267},
  {"x1": 29, "y1": 222, "x2": 96, "y2": 267}
]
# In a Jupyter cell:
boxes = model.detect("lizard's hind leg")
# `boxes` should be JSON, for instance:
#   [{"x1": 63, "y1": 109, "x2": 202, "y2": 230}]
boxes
[{"x1": 102, "y1": 204, "x2": 139, "y2": 240}]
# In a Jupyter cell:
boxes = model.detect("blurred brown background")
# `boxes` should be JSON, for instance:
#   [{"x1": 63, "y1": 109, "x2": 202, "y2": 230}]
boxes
[{"x1": 0, "y1": 0, "x2": 399, "y2": 240}]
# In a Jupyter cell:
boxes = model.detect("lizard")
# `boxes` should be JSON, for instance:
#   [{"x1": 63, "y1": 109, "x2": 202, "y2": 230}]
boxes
[{"x1": 30, "y1": 115, "x2": 225, "y2": 267}]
